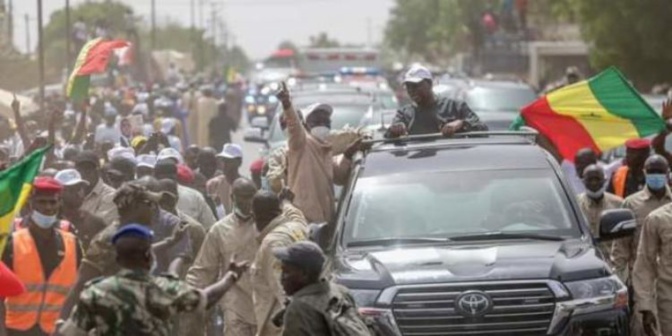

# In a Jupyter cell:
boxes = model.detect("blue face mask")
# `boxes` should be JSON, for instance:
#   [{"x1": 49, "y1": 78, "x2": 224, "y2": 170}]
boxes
[
  {"x1": 261, "y1": 177, "x2": 270, "y2": 191},
  {"x1": 31, "y1": 211, "x2": 58, "y2": 229},
  {"x1": 646, "y1": 173, "x2": 668, "y2": 191}
]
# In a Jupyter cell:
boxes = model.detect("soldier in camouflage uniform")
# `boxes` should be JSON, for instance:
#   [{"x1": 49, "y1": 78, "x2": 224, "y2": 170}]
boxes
[
  {"x1": 274, "y1": 241, "x2": 371, "y2": 336},
  {"x1": 59, "y1": 224, "x2": 249, "y2": 336}
]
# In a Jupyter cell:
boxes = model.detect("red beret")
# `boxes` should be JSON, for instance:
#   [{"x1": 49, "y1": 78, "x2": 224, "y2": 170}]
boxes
[
  {"x1": 250, "y1": 158, "x2": 264, "y2": 174},
  {"x1": 33, "y1": 176, "x2": 63, "y2": 194},
  {"x1": 176, "y1": 164, "x2": 195, "y2": 185},
  {"x1": 625, "y1": 138, "x2": 651, "y2": 150}
]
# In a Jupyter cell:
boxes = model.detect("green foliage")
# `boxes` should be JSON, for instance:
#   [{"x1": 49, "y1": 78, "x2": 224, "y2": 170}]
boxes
[{"x1": 568, "y1": 0, "x2": 672, "y2": 86}]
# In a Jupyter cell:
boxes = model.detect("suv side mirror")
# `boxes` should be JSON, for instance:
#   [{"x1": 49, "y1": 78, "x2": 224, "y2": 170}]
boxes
[{"x1": 598, "y1": 209, "x2": 636, "y2": 241}]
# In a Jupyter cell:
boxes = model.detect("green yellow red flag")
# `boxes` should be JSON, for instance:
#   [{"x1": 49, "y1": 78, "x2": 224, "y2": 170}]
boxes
[
  {"x1": 515, "y1": 67, "x2": 664, "y2": 160},
  {"x1": 66, "y1": 38, "x2": 129, "y2": 103},
  {"x1": 0, "y1": 147, "x2": 49, "y2": 252}
]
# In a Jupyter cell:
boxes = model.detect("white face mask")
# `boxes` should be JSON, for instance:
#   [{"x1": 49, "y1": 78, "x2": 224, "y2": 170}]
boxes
[
  {"x1": 31, "y1": 211, "x2": 58, "y2": 229},
  {"x1": 310, "y1": 126, "x2": 330, "y2": 141},
  {"x1": 585, "y1": 182, "x2": 608, "y2": 200}
]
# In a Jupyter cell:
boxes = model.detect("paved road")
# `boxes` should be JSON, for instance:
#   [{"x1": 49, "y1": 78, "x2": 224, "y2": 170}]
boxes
[{"x1": 230, "y1": 117, "x2": 264, "y2": 174}]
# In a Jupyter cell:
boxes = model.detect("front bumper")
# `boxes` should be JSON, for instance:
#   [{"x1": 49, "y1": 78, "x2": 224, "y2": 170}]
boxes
[{"x1": 364, "y1": 307, "x2": 629, "y2": 336}]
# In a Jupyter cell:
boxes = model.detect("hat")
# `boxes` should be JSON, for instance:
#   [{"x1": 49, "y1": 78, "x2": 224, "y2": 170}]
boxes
[
  {"x1": 161, "y1": 118, "x2": 177, "y2": 134},
  {"x1": 33, "y1": 176, "x2": 64, "y2": 194},
  {"x1": 107, "y1": 147, "x2": 136, "y2": 164},
  {"x1": 108, "y1": 156, "x2": 136, "y2": 175},
  {"x1": 217, "y1": 143, "x2": 243, "y2": 159},
  {"x1": 157, "y1": 147, "x2": 183, "y2": 164},
  {"x1": 154, "y1": 159, "x2": 178, "y2": 176},
  {"x1": 131, "y1": 136, "x2": 148, "y2": 150},
  {"x1": 104, "y1": 103, "x2": 118, "y2": 118},
  {"x1": 111, "y1": 224, "x2": 154, "y2": 244},
  {"x1": 250, "y1": 158, "x2": 264, "y2": 174},
  {"x1": 137, "y1": 154, "x2": 157, "y2": 169},
  {"x1": 403, "y1": 65, "x2": 433, "y2": 83},
  {"x1": 74, "y1": 150, "x2": 100, "y2": 167},
  {"x1": 113, "y1": 183, "x2": 163, "y2": 209},
  {"x1": 177, "y1": 164, "x2": 195, "y2": 185},
  {"x1": 273, "y1": 241, "x2": 325, "y2": 272},
  {"x1": 303, "y1": 103, "x2": 333, "y2": 121},
  {"x1": 54, "y1": 169, "x2": 88, "y2": 187},
  {"x1": 625, "y1": 138, "x2": 651, "y2": 150}
]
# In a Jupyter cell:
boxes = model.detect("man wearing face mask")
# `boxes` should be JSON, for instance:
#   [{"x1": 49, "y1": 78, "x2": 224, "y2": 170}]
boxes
[
  {"x1": 207, "y1": 143, "x2": 244, "y2": 216},
  {"x1": 576, "y1": 164, "x2": 623, "y2": 262},
  {"x1": 276, "y1": 83, "x2": 362, "y2": 226},
  {"x1": 186, "y1": 178, "x2": 258, "y2": 336},
  {"x1": 611, "y1": 155, "x2": 670, "y2": 336},
  {"x1": 1, "y1": 177, "x2": 83, "y2": 336}
]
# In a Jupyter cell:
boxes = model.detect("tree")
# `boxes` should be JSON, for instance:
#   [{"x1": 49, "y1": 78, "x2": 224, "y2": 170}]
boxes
[
  {"x1": 567, "y1": 0, "x2": 672, "y2": 86},
  {"x1": 308, "y1": 32, "x2": 341, "y2": 48}
]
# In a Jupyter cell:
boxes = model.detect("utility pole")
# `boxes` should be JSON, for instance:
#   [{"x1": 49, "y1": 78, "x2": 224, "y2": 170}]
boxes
[
  {"x1": 24, "y1": 13, "x2": 29, "y2": 54},
  {"x1": 37, "y1": 0, "x2": 45, "y2": 114},
  {"x1": 211, "y1": 2, "x2": 217, "y2": 68},
  {"x1": 65, "y1": 0, "x2": 71, "y2": 74},
  {"x1": 151, "y1": 0, "x2": 156, "y2": 50},
  {"x1": 190, "y1": 0, "x2": 195, "y2": 58}
]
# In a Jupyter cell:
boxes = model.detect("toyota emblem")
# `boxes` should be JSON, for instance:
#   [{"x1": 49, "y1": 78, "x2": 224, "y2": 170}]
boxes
[{"x1": 455, "y1": 291, "x2": 492, "y2": 317}]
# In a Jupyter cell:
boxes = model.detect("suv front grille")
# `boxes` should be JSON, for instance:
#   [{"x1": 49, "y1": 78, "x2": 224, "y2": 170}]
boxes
[{"x1": 392, "y1": 281, "x2": 555, "y2": 336}]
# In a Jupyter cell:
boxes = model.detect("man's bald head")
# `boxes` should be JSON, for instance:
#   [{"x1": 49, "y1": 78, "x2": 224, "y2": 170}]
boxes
[
  {"x1": 575, "y1": 148, "x2": 598, "y2": 178},
  {"x1": 233, "y1": 177, "x2": 257, "y2": 197},
  {"x1": 644, "y1": 154, "x2": 669, "y2": 173},
  {"x1": 252, "y1": 190, "x2": 282, "y2": 231}
]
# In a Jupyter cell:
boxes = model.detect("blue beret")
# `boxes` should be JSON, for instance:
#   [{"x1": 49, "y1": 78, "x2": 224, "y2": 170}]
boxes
[{"x1": 112, "y1": 224, "x2": 154, "y2": 244}]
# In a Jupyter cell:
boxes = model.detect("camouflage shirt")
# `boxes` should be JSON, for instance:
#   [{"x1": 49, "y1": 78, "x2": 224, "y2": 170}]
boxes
[{"x1": 61, "y1": 269, "x2": 206, "y2": 336}]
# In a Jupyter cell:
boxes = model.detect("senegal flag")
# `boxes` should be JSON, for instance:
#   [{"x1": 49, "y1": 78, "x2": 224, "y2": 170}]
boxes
[
  {"x1": 514, "y1": 67, "x2": 665, "y2": 160},
  {"x1": 0, "y1": 147, "x2": 49, "y2": 252},
  {"x1": 66, "y1": 38, "x2": 129, "y2": 103}
]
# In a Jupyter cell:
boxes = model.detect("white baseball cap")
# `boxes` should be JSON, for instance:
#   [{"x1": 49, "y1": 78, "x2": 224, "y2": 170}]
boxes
[
  {"x1": 157, "y1": 147, "x2": 184, "y2": 164},
  {"x1": 54, "y1": 169, "x2": 89, "y2": 187},
  {"x1": 403, "y1": 65, "x2": 433, "y2": 83},
  {"x1": 107, "y1": 147, "x2": 136, "y2": 164},
  {"x1": 137, "y1": 154, "x2": 157, "y2": 168},
  {"x1": 216, "y1": 143, "x2": 243, "y2": 159},
  {"x1": 303, "y1": 103, "x2": 333, "y2": 120}
]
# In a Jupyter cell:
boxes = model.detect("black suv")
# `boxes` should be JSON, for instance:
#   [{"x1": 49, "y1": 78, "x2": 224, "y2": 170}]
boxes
[{"x1": 316, "y1": 132, "x2": 636, "y2": 336}]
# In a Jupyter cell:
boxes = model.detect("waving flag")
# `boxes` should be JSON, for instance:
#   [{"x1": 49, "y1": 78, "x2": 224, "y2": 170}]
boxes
[
  {"x1": 515, "y1": 67, "x2": 664, "y2": 160},
  {"x1": 0, "y1": 147, "x2": 49, "y2": 252},
  {"x1": 66, "y1": 38, "x2": 129, "y2": 103}
]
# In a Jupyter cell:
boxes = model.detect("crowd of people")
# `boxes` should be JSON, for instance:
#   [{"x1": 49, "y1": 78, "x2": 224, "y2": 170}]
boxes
[{"x1": 2, "y1": 62, "x2": 672, "y2": 336}]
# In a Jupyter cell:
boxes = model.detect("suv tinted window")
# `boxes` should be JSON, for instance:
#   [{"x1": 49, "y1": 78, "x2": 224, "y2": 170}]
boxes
[
  {"x1": 465, "y1": 86, "x2": 536, "y2": 112},
  {"x1": 343, "y1": 169, "x2": 580, "y2": 245}
]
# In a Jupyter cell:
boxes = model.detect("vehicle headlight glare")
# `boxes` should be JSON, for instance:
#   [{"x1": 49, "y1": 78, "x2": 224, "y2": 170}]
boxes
[{"x1": 565, "y1": 275, "x2": 623, "y2": 300}]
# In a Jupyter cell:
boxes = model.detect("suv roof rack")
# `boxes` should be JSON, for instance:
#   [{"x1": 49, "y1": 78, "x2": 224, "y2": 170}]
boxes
[{"x1": 363, "y1": 130, "x2": 539, "y2": 147}]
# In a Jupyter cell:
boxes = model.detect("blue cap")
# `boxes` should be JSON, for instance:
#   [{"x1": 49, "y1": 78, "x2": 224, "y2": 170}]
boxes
[{"x1": 111, "y1": 224, "x2": 154, "y2": 244}]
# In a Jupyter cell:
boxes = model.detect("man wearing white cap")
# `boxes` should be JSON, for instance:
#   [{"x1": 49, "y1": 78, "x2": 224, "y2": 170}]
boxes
[
  {"x1": 157, "y1": 147, "x2": 184, "y2": 165},
  {"x1": 54, "y1": 169, "x2": 106, "y2": 250},
  {"x1": 387, "y1": 64, "x2": 487, "y2": 138},
  {"x1": 275, "y1": 83, "x2": 362, "y2": 227},
  {"x1": 207, "y1": 143, "x2": 244, "y2": 216},
  {"x1": 136, "y1": 154, "x2": 157, "y2": 178}
]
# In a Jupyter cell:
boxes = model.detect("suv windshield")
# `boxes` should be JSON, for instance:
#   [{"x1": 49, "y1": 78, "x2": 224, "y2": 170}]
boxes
[
  {"x1": 343, "y1": 169, "x2": 580, "y2": 246},
  {"x1": 465, "y1": 86, "x2": 536, "y2": 112}
]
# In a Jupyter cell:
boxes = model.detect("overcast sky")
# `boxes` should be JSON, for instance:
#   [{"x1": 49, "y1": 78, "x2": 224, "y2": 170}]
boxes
[{"x1": 11, "y1": 0, "x2": 394, "y2": 58}]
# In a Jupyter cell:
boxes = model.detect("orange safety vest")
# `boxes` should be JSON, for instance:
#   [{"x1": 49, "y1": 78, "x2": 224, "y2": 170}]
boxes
[
  {"x1": 612, "y1": 166, "x2": 629, "y2": 198},
  {"x1": 4, "y1": 229, "x2": 77, "y2": 334}
]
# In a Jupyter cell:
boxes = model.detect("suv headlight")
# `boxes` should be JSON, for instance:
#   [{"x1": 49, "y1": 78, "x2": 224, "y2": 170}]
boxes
[
  {"x1": 350, "y1": 289, "x2": 380, "y2": 308},
  {"x1": 548, "y1": 275, "x2": 628, "y2": 334}
]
